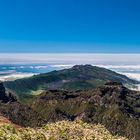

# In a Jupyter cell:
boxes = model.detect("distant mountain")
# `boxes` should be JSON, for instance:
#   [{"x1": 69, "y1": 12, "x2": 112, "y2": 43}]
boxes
[
  {"x1": 30, "y1": 82, "x2": 140, "y2": 140},
  {"x1": 4, "y1": 65, "x2": 138, "y2": 101}
]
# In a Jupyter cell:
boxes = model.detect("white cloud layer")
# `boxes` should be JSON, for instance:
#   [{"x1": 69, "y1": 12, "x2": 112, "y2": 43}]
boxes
[
  {"x1": 0, "y1": 73, "x2": 34, "y2": 81},
  {"x1": 119, "y1": 73, "x2": 140, "y2": 81},
  {"x1": 0, "y1": 53, "x2": 139, "y2": 64}
]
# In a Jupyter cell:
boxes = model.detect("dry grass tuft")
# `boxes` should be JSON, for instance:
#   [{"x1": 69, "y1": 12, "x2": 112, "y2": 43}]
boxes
[{"x1": 0, "y1": 120, "x2": 128, "y2": 140}]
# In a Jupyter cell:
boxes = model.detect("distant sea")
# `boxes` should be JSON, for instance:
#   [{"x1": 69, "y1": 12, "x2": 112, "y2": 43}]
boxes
[
  {"x1": 0, "y1": 64, "x2": 74, "y2": 81},
  {"x1": 0, "y1": 64, "x2": 140, "y2": 83}
]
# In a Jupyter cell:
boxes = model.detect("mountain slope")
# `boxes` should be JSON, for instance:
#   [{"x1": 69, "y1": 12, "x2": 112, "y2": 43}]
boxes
[
  {"x1": 30, "y1": 82, "x2": 140, "y2": 140},
  {"x1": 0, "y1": 82, "x2": 46, "y2": 127},
  {"x1": 4, "y1": 65, "x2": 138, "y2": 101},
  {"x1": 0, "y1": 80, "x2": 140, "y2": 139},
  {"x1": 0, "y1": 119, "x2": 127, "y2": 140},
  {"x1": 0, "y1": 82, "x2": 129, "y2": 140}
]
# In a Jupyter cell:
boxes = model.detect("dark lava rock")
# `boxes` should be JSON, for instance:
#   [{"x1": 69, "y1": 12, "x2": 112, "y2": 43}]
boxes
[{"x1": 0, "y1": 82, "x2": 17, "y2": 103}]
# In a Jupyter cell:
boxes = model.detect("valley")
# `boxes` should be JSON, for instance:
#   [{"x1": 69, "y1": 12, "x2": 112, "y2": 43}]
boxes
[
  {"x1": 4, "y1": 65, "x2": 138, "y2": 101},
  {"x1": 0, "y1": 65, "x2": 139, "y2": 139}
]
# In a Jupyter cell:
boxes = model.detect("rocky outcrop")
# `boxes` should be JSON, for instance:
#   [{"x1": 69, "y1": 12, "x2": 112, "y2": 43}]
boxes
[
  {"x1": 0, "y1": 82, "x2": 17, "y2": 103},
  {"x1": 30, "y1": 82, "x2": 140, "y2": 140}
]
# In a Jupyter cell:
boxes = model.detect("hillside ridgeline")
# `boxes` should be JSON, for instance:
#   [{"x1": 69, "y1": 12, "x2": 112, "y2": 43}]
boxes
[{"x1": 4, "y1": 65, "x2": 138, "y2": 101}]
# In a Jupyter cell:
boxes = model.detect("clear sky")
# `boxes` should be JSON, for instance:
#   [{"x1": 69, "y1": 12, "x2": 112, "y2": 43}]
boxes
[{"x1": 0, "y1": 0, "x2": 140, "y2": 53}]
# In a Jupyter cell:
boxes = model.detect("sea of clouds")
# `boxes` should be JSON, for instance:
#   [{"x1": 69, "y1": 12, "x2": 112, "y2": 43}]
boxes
[
  {"x1": 94, "y1": 65, "x2": 140, "y2": 81},
  {"x1": 0, "y1": 53, "x2": 140, "y2": 87},
  {"x1": 0, "y1": 63, "x2": 140, "y2": 82}
]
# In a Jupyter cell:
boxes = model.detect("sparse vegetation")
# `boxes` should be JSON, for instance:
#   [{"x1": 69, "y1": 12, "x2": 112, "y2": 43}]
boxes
[{"x1": 0, "y1": 120, "x2": 128, "y2": 140}]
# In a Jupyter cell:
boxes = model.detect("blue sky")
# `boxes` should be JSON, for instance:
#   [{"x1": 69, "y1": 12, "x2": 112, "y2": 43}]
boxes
[{"x1": 0, "y1": 0, "x2": 140, "y2": 53}]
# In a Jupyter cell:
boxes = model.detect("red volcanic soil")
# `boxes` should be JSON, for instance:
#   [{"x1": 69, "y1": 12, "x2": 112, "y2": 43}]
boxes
[{"x1": 0, "y1": 115, "x2": 22, "y2": 129}]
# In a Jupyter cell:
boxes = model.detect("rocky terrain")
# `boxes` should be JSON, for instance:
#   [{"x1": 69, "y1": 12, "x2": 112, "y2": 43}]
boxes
[
  {"x1": 29, "y1": 82, "x2": 140, "y2": 140},
  {"x1": 0, "y1": 82, "x2": 130, "y2": 140},
  {"x1": 0, "y1": 65, "x2": 140, "y2": 139},
  {"x1": 0, "y1": 81, "x2": 139, "y2": 139}
]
